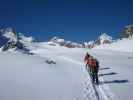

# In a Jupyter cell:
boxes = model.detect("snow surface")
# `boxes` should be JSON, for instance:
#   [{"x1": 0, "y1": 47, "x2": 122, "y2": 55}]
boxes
[
  {"x1": 0, "y1": 42, "x2": 133, "y2": 100},
  {"x1": 94, "y1": 37, "x2": 133, "y2": 52},
  {"x1": 0, "y1": 47, "x2": 86, "y2": 100}
]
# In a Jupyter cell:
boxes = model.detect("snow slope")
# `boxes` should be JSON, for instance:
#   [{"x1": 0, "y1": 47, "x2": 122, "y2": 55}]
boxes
[
  {"x1": 0, "y1": 43, "x2": 133, "y2": 100},
  {"x1": 88, "y1": 49, "x2": 133, "y2": 100},
  {"x1": 0, "y1": 47, "x2": 87, "y2": 100},
  {"x1": 94, "y1": 37, "x2": 133, "y2": 52}
]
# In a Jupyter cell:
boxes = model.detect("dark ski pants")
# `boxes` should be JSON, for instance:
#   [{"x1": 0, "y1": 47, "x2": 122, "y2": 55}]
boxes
[
  {"x1": 92, "y1": 72, "x2": 99, "y2": 84},
  {"x1": 86, "y1": 65, "x2": 99, "y2": 84}
]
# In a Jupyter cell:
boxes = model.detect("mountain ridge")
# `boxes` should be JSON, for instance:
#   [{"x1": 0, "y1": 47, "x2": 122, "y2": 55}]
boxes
[{"x1": 0, "y1": 26, "x2": 133, "y2": 53}]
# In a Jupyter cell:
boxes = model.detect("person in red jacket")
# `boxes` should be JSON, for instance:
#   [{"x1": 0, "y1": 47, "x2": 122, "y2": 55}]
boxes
[
  {"x1": 84, "y1": 53, "x2": 99, "y2": 84},
  {"x1": 84, "y1": 52, "x2": 90, "y2": 69}
]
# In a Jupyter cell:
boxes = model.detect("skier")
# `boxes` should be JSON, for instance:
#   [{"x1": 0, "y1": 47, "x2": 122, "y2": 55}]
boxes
[
  {"x1": 84, "y1": 52, "x2": 90, "y2": 70},
  {"x1": 84, "y1": 53, "x2": 99, "y2": 84}
]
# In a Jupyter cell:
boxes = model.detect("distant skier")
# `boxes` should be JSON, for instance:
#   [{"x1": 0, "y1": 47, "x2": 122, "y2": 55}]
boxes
[
  {"x1": 84, "y1": 53, "x2": 91, "y2": 72},
  {"x1": 84, "y1": 52, "x2": 99, "y2": 84}
]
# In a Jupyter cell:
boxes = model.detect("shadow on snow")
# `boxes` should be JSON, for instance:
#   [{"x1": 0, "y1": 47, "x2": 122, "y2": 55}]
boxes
[
  {"x1": 99, "y1": 67, "x2": 111, "y2": 70},
  {"x1": 99, "y1": 67, "x2": 129, "y2": 85},
  {"x1": 99, "y1": 72, "x2": 117, "y2": 77},
  {"x1": 100, "y1": 79, "x2": 129, "y2": 85}
]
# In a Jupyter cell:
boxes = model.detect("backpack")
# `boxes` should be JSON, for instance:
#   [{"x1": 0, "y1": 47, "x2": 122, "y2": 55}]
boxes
[{"x1": 87, "y1": 57, "x2": 99, "y2": 72}]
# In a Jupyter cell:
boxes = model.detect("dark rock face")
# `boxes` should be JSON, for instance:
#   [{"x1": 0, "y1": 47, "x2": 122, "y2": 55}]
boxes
[
  {"x1": 121, "y1": 25, "x2": 133, "y2": 38},
  {"x1": 0, "y1": 27, "x2": 32, "y2": 54},
  {"x1": 0, "y1": 35, "x2": 9, "y2": 47}
]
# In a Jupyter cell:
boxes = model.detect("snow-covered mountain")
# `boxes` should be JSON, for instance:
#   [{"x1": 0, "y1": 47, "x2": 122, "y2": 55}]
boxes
[
  {"x1": 2, "y1": 26, "x2": 133, "y2": 56},
  {"x1": 18, "y1": 33, "x2": 35, "y2": 43},
  {"x1": 0, "y1": 27, "x2": 34, "y2": 54},
  {"x1": 94, "y1": 37, "x2": 133, "y2": 52},
  {"x1": 0, "y1": 27, "x2": 17, "y2": 48},
  {"x1": 95, "y1": 33, "x2": 113, "y2": 45},
  {"x1": 0, "y1": 27, "x2": 115, "y2": 54},
  {"x1": 83, "y1": 41, "x2": 95, "y2": 48},
  {"x1": 83, "y1": 33, "x2": 113, "y2": 48},
  {"x1": 0, "y1": 26, "x2": 132, "y2": 54},
  {"x1": 49, "y1": 36, "x2": 83, "y2": 48},
  {"x1": 49, "y1": 33, "x2": 113, "y2": 49}
]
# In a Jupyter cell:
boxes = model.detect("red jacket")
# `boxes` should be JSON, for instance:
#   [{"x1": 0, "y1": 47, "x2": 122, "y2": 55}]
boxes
[{"x1": 86, "y1": 57, "x2": 96, "y2": 67}]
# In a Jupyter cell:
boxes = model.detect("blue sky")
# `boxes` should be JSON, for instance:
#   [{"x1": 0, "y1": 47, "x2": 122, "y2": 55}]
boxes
[{"x1": 0, "y1": 0, "x2": 133, "y2": 42}]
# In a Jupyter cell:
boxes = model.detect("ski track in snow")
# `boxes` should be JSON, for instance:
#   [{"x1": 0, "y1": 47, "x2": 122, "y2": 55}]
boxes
[
  {"x1": 61, "y1": 56, "x2": 114, "y2": 100},
  {"x1": 98, "y1": 77, "x2": 114, "y2": 100}
]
